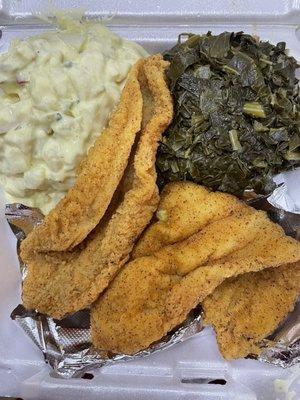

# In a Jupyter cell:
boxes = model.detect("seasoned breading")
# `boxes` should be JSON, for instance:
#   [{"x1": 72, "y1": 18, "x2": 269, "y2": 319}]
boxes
[
  {"x1": 96, "y1": 56, "x2": 173, "y2": 273},
  {"x1": 21, "y1": 55, "x2": 173, "y2": 319},
  {"x1": 132, "y1": 181, "x2": 247, "y2": 258},
  {"x1": 131, "y1": 181, "x2": 300, "y2": 359},
  {"x1": 21, "y1": 60, "x2": 144, "y2": 253},
  {"x1": 203, "y1": 263, "x2": 300, "y2": 359},
  {"x1": 91, "y1": 194, "x2": 300, "y2": 354}
]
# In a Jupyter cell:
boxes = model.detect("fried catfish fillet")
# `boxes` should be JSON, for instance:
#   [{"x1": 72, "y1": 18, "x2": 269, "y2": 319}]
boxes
[
  {"x1": 132, "y1": 181, "x2": 300, "y2": 359},
  {"x1": 21, "y1": 55, "x2": 173, "y2": 319},
  {"x1": 91, "y1": 190, "x2": 300, "y2": 354},
  {"x1": 202, "y1": 263, "x2": 300, "y2": 359}
]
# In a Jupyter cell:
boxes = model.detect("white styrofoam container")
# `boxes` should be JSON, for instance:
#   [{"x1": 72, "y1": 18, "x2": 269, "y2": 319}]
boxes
[{"x1": 0, "y1": 1, "x2": 300, "y2": 399}]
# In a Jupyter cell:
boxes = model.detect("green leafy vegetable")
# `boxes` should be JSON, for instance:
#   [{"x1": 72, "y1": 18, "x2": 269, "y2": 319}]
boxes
[
  {"x1": 243, "y1": 102, "x2": 266, "y2": 118},
  {"x1": 229, "y1": 129, "x2": 242, "y2": 152},
  {"x1": 157, "y1": 32, "x2": 300, "y2": 196}
]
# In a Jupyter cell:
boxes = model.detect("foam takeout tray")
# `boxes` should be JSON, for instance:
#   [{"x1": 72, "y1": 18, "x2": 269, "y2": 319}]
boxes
[{"x1": 0, "y1": 1, "x2": 300, "y2": 399}]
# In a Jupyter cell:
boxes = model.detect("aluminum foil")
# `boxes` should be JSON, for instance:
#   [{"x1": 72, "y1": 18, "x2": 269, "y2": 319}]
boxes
[
  {"x1": 6, "y1": 184, "x2": 300, "y2": 378},
  {"x1": 10, "y1": 303, "x2": 202, "y2": 379}
]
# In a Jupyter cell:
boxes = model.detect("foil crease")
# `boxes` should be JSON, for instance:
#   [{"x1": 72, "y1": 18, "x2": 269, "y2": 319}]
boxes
[{"x1": 6, "y1": 184, "x2": 300, "y2": 377}]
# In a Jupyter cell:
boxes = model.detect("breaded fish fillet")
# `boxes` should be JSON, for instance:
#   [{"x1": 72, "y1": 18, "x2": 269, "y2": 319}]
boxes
[
  {"x1": 203, "y1": 263, "x2": 300, "y2": 359},
  {"x1": 22, "y1": 60, "x2": 143, "y2": 253},
  {"x1": 95, "y1": 56, "x2": 173, "y2": 274},
  {"x1": 21, "y1": 55, "x2": 173, "y2": 319},
  {"x1": 91, "y1": 192, "x2": 300, "y2": 354},
  {"x1": 132, "y1": 181, "x2": 300, "y2": 359}
]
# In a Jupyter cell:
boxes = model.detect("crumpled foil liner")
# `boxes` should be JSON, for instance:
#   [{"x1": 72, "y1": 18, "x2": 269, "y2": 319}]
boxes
[
  {"x1": 6, "y1": 183, "x2": 300, "y2": 378},
  {"x1": 10, "y1": 303, "x2": 202, "y2": 379}
]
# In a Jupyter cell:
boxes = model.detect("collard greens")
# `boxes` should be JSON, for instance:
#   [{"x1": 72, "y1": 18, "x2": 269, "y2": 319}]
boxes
[{"x1": 157, "y1": 32, "x2": 300, "y2": 196}]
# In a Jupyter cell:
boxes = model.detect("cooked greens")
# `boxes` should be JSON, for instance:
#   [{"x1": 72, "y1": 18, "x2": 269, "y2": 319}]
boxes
[{"x1": 157, "y1": 32, "x2": 300, "y2": 196}]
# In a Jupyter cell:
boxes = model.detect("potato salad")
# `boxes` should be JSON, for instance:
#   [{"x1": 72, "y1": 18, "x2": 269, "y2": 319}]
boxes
[{"x1": 0, "y1": 18, "x2": 147, "y2": 214}]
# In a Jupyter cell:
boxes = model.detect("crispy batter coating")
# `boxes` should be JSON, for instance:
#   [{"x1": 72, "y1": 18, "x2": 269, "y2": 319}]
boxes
[
  {"x1": 203, "y1": 263, "x2": 300, "y2": 359},
  {"x1": 132, "y1": 182, "x2": 246, "y2": 258},
  {"x1": 131, "y1": 182, "x2": 300, "y2": 358},
  {"x1": 91, "y1": 188, "x2": 300, "y2": 354},
  {"x1": 21, "y1": 55, "x2": 173, "y2": 319},
  {"x1": 96, "y1": 56, "x2": 173, "y2": 274}
]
